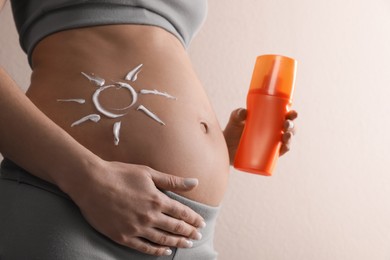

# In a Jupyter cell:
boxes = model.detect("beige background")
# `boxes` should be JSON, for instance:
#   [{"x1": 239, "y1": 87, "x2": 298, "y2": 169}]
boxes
[{"x1": 1, "y1": 0, "x2": 390, "y2": 259}]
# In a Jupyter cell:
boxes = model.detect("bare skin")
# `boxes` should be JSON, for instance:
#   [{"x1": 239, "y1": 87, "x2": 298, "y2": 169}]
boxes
[{"x1": 0, "y1": 0, "x2": 297, "y2": 256}]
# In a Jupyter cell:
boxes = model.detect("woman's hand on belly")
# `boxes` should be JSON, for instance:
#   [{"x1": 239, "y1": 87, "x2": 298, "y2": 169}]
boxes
[{"x1": 68, "y1": 159, "x2": 205, "y2": 256}]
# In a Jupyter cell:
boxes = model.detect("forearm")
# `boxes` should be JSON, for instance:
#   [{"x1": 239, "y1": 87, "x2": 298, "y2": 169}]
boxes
[{"x1": 0, "y1": 67, "x2": 100, "y2": 193}]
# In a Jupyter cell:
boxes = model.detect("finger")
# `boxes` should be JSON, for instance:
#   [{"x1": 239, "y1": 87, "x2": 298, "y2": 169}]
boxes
[
  {"x1": 151, "y1": 170, "x2": 199, "y2": 192},
  {"x1": 142, "y1": 228, "x2": 195, "y2": 249},
  {"x1": 224, "y1": 108, "x2": 247, "y2": 140},
  {"x1": 279, "y1": 143, "x2": 291, "y2": 156},
  {"x1": 286, "y1": 110, "x2": 298, "y2": 120},
  {"x1": 228, "y1": 108, "x2": 247, "y2": 127},
  {"x1": 122, "y1": 237, "x2": 173, "y2": 256},
  {"x1": 161, "y1": 197, "x2": 206, "y2": 229},
  {"x1": 280, "y1": 132, "x2": 292, "y2": 156},
  {"x1": 155, "y1": 214, "x2": 203, "y2": 241},
  {"x1": 283, "y1": 119, "x2": 294, "y2": 132},
  {"x1": 283, "y1": 120, "x2": 296, "y2": 135},
  {"x1": 282, "y1": 132, "x2": 293, "y2": 144}
]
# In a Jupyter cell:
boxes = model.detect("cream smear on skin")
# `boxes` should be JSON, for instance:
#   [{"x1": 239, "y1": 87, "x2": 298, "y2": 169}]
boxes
[
  {"x1": 57, "y1": 99, "x2": 86, "y2": 104},
  {"x1": 137, "y1": 105, "x2": 166, "y2": 126},
  {"x1": 140, "y1": 89, "x2": 177, "y2": 100},
  {"x1": 125, "y1": 64, "x2": 143, "y2": 82},
  {"x1": 92, "y1": 84, "x2": 135, "y2": 118},
  {"x1": 58, "y1": 64, "x2": 175, "y2": 145},
  {"x1": 112, "y1": 82, "x2": 138, "y2": 110},
  {"x1": 81, "y1": 72, "x2": 105, "y2": 86},
  {"x1": 113, "y1": 121, "x2": 121, "y2": 146},
  {"x1": 71, "y1": 114, "x2": 101, "y2": 127}
]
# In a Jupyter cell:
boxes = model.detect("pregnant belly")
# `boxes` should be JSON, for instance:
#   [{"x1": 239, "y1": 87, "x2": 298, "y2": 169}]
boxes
[{"x1": 26, "y1": 25, "x2": 230, "y2": 206}]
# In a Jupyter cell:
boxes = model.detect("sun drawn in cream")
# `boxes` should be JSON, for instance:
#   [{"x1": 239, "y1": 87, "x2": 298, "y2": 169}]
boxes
[{"x1": 57, "y1": 64, "x2": 177, "y2": 146}]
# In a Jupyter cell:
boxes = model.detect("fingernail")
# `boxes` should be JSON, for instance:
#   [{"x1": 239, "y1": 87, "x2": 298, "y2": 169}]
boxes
[
  {"x1": 286, "y1": 120, "x2": 294, "y2": 130},
  {"x1": 194, "y1": 231, "x2": 203, "y2": 240},
  {"x1": 184, "y1": 178, "x2": 198, "y2": 188},
  {"x1": 199, "y1": 221, "x2": 206, "y2": 229},
  {"x1": 164, "y1": 249, "x2": 172, "y2": 256},
  {"x1": 184, "y1": 239, "x2": 194, "y2": 248}
]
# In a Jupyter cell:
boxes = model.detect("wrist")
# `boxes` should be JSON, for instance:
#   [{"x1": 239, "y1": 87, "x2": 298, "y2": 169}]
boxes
[{"x1": 55, "y1": 150, "x2": 104, "y2": 201}]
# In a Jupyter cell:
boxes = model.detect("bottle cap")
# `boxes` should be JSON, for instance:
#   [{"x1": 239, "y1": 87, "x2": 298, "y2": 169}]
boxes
[{"x1": 249, "y1": 55, "x2": 297, "y2": 100}]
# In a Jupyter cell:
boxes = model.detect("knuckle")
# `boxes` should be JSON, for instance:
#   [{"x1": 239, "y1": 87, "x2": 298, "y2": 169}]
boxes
[
  {"x1": 139, "y1": 165, "x2": 153, "y2": 175},
  {"x1": 138, "y1": 244, "x2": 151, "y2": 254},
  {"x1": 174, "y1": 221, "x2": 185, "y2": 233},
  {"x1": 180, "y1": 208, "x2": 190, "y2": 219},
  {"x1": 155, "y1": 248, "x2": 167, "y2": 256},
  {"x1": 158, "y1": 234, "x2": 168, "y2": 245},
  {"x1": 112, "y1": 233, "x2": 128, "y2": 245},
  {"x1": 169, "y1": 204, "x2": 179, "y2": 216},
  {"x1": 150, "y1": 195, "x2": 163, "y2": 210},
  {"x1": 128, "y1": 224, "x2": 140, "y2": 236},
  {"x1": 168, "y1": 176, "x2": 178, "y2": 189},
  {"x1": 134, "y1": 242, "x2": 159, "y2": 255},
  {"x1": 151, "y1": 247, "x2": 163, "y2": 256},
  {"x1": 124, "y1": 240, "x2": 140, "y2": 252},
  {"x1": 139, "y1": 212, "x2": 154, "y2": 225},
  {"x1": 176, "y1": 238, "x2": 185, "y2": 247},
  {"x1": 167, "y1": 175, "x2": 180, "y2": 189}
]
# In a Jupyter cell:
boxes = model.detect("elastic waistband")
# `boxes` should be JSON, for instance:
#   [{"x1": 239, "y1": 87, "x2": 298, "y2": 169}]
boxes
[{"x1": 164, "y1": 191, "x2": 220, "y2": 224}]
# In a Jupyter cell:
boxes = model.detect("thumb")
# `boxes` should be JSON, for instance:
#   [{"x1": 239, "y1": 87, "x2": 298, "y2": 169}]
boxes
[
  {"x1": 150, "y1": 171, "x2": 199, "y2": 192},
  {"x1": 228, "y1": 108, "x2": 247, "y2": 127}
]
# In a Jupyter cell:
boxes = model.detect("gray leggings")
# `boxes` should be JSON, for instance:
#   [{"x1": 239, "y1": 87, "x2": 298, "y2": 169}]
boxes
[{"x1": 0, "y1": 159, "x2": 219, "y2": 260}]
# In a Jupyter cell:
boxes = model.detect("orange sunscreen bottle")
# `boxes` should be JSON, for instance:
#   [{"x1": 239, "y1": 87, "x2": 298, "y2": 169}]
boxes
[{"x1": 234, "y1": 55, "x2": 297, "y2": 176}]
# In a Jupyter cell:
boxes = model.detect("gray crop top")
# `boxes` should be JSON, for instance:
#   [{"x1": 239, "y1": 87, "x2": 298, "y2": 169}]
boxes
[{"x1": 10, "y1": 0, "x2": 208, "y2": 65}]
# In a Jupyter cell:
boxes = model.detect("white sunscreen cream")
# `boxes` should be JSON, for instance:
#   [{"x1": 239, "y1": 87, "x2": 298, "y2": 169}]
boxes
[
  {"x1": 92, "y1": 85, "x2": 127, "y2": 118},
  {"x1": 92, "y1": 83, "x2": 138, "y2": 117},
  {"x1": 59, "y1": 64, "x2": 177, "y2": 146},
  {"x1": 71, "y1": 114, "x2": 101, "y2": 127},
  {"x1": 113, "y1": 82, "x2": 138, "y2": 109},
  {"x1": 137, "y1": 105, "x2": 166, "y2": 125},
  {"x1": 113, "y1": 121, "x2": 121, "y2": 146},
  {"x1": 57, "y1": 99, "x2": 86, "y2": 104},
  {"x1": 125, "y1": 64, "x2": 143, "y2": 82},
  {"x1": 140, "y1": 89, "x2": 177, "y2": 100},
  {"x1": 81, "y1": 72, "x2": 105, "y2": 86}
]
